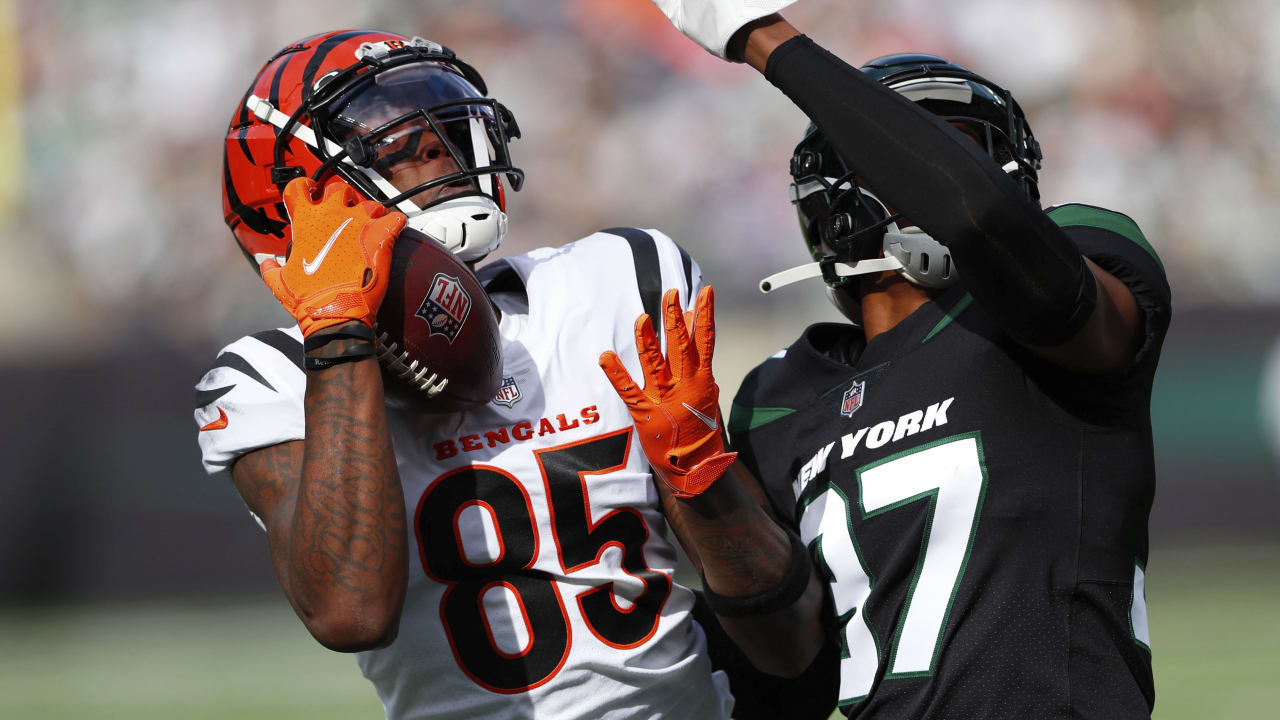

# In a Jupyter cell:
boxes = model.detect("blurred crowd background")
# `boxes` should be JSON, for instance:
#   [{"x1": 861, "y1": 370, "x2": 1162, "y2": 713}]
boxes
[
  {"x1": 4, "y1": 0, "x2": 1280, "y2": 356},
  {"x1": 0, "y1": 0, "x2": 1277, "y2": 716}
]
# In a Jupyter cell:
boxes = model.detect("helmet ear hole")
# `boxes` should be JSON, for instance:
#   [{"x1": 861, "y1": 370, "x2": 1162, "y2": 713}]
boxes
[{"x1": 919, "y1": 253, "x2": 930, "y2": 274}]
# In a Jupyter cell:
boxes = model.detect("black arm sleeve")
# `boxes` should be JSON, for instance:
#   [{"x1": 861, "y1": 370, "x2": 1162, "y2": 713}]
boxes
[{"x1": 765, "y1": 36, "x2": 1096, "y2": 347}]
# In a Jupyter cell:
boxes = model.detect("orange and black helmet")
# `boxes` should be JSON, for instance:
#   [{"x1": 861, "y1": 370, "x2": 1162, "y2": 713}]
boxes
[{"x1": 222, "y1": 30, "x2": 523, "y2": 271}]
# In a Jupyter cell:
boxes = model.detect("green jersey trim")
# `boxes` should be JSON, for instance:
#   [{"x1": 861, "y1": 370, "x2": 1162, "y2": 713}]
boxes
[
  {"x1": 728, "y1": 403, "x2": 796, "y2": 433},
  {"x1": 922, "y1": 293, "x2": 975, "y2": 344},
  {"x1": 1047, "y1": 203, "x2": 1164, "y2": 273}
]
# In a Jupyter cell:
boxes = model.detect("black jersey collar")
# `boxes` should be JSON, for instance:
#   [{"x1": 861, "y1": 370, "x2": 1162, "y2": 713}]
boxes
[
  {"x1": 786, "y1": 283, "x2": 974, "y2": 392},
  {"x1": 784, "y1": 323, "x2": 865, "y2": 400},
  {"x1": 859, "y1": 283, "x2": 973, "y2": 367}
]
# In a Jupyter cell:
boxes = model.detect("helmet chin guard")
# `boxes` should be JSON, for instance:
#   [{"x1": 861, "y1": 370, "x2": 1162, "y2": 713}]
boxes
[{"x1": 405, "y1": 195, "x2": 507, "y2": 262}]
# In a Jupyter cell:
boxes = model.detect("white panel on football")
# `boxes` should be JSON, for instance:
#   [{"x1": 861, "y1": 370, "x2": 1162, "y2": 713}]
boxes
[
  {"x1": 457, "y1": 502, "x2": 503, "y2": 566},
  {"x1": 479, "y1": 583, "x2": 532, "y2": 657}
]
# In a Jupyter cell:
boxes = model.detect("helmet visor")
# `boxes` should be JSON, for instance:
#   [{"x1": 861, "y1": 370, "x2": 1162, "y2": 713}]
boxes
[{"x1": 323, "y1": 63, "x2": 521, "y2": 208}]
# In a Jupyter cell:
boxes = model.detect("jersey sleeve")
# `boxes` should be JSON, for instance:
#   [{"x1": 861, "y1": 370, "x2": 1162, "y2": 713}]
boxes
[
  {"x1": 597, "y1": 226, "x2": 704, "y2": 320},
  {"x1": 194, "y1": 327, "x2": 306, "y2": 480},
  {"x1": 549, "y1": 226, "x2": 705, "y2": 363},
  {"x1": 1048, "y1": 203, "x2": 1172, "y2": 369},
  {"x1": 1017, "y1": 204, "x2": 1171, "y2": 424}
]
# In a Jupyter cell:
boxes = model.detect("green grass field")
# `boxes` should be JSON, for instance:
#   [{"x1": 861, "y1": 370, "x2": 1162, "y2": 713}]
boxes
[{"x1": 1, "y1": 544, "x2": 1274, "y2": 719}]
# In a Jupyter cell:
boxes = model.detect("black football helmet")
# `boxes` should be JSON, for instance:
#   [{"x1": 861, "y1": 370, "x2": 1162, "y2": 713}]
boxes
[{"x1": 769, "y1": 53, "x2": 1043, "y2": 297}]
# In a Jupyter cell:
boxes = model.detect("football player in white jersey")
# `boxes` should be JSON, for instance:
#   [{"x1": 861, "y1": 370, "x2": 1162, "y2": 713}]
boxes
[{"x1": 197, "y1": 30, "x2": 736, "y2": 719}]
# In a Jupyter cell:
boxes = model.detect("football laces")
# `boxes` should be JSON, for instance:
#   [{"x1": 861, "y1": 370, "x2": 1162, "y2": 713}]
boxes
[{"x1": 374, "y1": 326, "x2": 449, "y2": 397}]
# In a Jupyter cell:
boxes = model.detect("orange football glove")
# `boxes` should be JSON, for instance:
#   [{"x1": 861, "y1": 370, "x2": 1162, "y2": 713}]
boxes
[
  {"x1": 259, "y1": 177, "x2": 406, "y2": 337},
  {"x1": 600, "y1": 286, "x2": 737, "y2": 498}
]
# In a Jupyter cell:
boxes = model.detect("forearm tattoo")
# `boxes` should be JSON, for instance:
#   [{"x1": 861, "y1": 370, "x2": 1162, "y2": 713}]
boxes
[
  {"x1": 659, "y1": 483, "x2": 790, "y2": 597},
  {"x1": 293, "y1": 355, "x2": 406, "y2": 602}
]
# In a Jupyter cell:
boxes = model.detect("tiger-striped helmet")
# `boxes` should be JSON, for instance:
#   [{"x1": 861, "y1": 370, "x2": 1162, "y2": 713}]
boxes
[{"x1": 222, "y1": 30, "x2": 523, "y2": 271}]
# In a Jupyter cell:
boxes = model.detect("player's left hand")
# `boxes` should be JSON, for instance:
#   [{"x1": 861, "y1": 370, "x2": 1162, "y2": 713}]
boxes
[
  {"x1": 648, "y1": 0, "x2": 798, "y2": 60},
  {"x1": 600, "y1": 286, "x2": 737, "y2": 498}
]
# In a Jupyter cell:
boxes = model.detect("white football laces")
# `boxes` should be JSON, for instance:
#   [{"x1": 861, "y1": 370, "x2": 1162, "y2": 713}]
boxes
[{"x1": 374, "y1": 325, "x2": 449, "y2": 397}]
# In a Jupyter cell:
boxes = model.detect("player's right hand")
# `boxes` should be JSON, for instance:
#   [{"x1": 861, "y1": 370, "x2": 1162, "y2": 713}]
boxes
[
  {"x1": 600, "y1": 286, "x2": 737, "y2": 498},
  {"x1": 260, "y1": 177, "x2": 406, "y2": 337},
  {"x1": 648, "y1": 0, "x2": 798, "y2": 60}
]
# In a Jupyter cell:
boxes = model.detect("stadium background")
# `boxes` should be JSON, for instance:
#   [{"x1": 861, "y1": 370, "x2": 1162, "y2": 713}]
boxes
[{"x1": 0, "y1": 0, "x2": 1276, "y2": 717}]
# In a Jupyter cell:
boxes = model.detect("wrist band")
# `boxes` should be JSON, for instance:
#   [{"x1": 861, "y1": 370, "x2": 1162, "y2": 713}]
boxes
[
  {"x1": 304, "y1": 341, "x2": 376, "y2": 371},
  {"x1": 303, "y1": 323, "x2": 376, "y2": 353},
  {"x1": 701, "y1": 531, "x2": 812, "y2": 618}
]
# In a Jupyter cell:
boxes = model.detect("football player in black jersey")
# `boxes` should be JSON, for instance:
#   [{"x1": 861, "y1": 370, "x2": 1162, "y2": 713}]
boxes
[{"x1": 603, "y1": 2, "x2": 1170, "y2": 718}]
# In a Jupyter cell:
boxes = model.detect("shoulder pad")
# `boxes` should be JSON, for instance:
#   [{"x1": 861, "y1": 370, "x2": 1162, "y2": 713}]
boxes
[
  {"x1": 1046, "y1": 203, "x2": 1162, "y2": 273},
  {"x1": 729, "y1": 350, "x2": 800, "y2": 434}
]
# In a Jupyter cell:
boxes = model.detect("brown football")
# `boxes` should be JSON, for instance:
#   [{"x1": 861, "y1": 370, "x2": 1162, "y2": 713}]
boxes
[{"x1": 375, "y1": 226, "x2": 503, "y2": 410}]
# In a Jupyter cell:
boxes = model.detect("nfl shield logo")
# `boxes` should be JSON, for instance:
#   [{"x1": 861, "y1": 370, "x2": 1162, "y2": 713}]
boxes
[
  {"x1": 415, "y1": 273, "x2": 472, "y2": 343},
  {"x1": 493, "y1": 375, "x2": 522, "y2": 408},
  {"x1": 840, "y1": 380, "x2": 865, "y2": 418}
]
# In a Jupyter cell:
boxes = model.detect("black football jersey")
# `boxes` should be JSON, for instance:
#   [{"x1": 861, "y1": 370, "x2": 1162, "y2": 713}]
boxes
[{"x1": 728, "y1": 204, "x2": 1170, "y2": 718}]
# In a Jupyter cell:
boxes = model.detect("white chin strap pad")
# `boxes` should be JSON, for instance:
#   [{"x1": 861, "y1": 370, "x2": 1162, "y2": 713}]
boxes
[
  {"x1": 759, "y1": 256, "x2": 903, "y2": 293},
  {"x1": 408, "y1": 195, "x2": 507, "y2": 262}
]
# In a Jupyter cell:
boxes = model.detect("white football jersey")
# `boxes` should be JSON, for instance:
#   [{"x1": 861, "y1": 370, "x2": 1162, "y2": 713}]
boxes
[{"x1": 196, "y1": 229, "x2": 733, "y2": 720}]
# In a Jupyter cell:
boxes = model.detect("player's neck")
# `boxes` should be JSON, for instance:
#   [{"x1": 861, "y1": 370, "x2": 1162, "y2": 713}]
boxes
[{"x1": 859, "y1": 272, "x2": 940, "y2": 342}]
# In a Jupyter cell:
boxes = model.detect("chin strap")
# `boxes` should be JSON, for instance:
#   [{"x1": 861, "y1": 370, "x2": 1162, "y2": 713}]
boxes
[{"x1": 759, "y1": 255, "x2": 904, "y2": 294}]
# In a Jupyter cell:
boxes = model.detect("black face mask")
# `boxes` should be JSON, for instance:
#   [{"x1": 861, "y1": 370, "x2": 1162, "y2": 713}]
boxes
[
  {"x1": 790, "y1": 129, "x2": 901, "y2": 280},
  {"x1": 318, "y1": 63, "x2": 523, "y2": 210}
]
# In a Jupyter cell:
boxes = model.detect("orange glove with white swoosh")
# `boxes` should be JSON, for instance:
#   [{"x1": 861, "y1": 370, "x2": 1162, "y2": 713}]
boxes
[
  {"x1": 259, "y1": 177, "x2": 406, "y2": 337},
  {"x1": 600, "y1": 286, "x2": 737, "y2": 498}
]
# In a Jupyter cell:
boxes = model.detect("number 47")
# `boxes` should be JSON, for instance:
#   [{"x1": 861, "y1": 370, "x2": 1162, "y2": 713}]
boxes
[{"x1": 799, "y1": 433, "x2": 988, "y2": 707}]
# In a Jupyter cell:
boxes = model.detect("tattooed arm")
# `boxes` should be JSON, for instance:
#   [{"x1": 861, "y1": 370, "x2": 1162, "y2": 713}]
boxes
[
  {"x1": 232, "y1": 329, "x2": 407, "y2": 652},
  {"x1": 660, "y1": 462, "x2": 826, "y2": 677}
]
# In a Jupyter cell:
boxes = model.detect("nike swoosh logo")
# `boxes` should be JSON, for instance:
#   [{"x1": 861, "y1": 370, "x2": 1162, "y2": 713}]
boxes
[
  {"x1": 200, "y1": 407, "x2": 229, "y2": 432},
  {"x1": 682, "y1": 402, "x2": 718, "y2": 430},
  {"x1": 302, "y1": 217, "x2": 353, "y2": 275}
]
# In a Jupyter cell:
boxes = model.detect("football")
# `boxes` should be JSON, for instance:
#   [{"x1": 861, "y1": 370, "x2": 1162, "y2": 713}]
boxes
[{"x1": 375, "y1": 226, "x2": 503, "y2": 410}]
